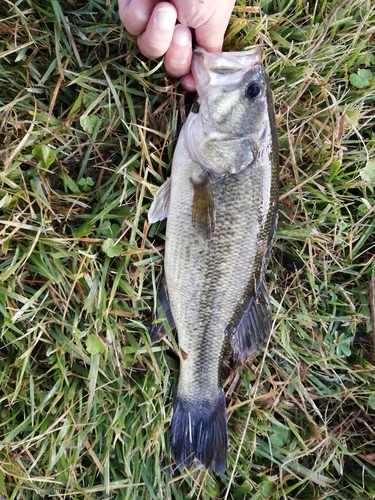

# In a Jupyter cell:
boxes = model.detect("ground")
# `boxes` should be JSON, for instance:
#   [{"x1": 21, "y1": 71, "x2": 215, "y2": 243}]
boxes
[{"x1": 0, "y1": 0, "x2": 375, "y2": 499}]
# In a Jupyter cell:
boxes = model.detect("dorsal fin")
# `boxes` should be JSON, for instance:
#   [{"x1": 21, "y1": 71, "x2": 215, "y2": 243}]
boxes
[{"x1": 228, "y1": 279, "x2": 272, "y2": 361}]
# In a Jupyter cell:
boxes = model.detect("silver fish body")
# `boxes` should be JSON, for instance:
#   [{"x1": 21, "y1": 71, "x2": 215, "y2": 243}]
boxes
[{"x1": 149, "y1": 47, "x2": 278, "y2": 472}]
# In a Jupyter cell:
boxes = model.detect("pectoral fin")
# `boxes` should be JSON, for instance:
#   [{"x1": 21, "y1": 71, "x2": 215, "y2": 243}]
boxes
[
  {"x1": 228, "y1": 279, "x2": 272, "y2": 361},
  {"x1": 148, "y1": 177, "x2": 171, "y2": 223},
  {"x1": 190, "y1": 171, "x2": 215, "y2": 240},
  {"x1": 150, "y1": 277, "x2": 175, "y2": 343}
]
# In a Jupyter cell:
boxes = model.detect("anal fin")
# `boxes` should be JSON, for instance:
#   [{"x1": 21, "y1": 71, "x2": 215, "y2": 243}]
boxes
[
  {"x1": 150, "y1": 277, "x2": 175, "y2": 343},
  {"x1": 229, "y1": 279, "x2": 272, "y2": 361}
]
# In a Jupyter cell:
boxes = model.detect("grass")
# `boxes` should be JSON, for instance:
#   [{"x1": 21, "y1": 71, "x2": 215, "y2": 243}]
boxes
[{"x1": 0, "y1": 0, "x2": 375, "y2": 498}]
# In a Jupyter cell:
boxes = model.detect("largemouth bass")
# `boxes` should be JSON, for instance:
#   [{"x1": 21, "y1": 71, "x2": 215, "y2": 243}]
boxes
[{"x1": 148, "y1": 47, "x2": 278, "y2": 473}]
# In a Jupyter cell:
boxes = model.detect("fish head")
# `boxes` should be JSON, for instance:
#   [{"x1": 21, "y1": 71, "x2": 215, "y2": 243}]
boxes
[{"x1": 187, "y1": 47, "x2": 275, "y2": 175}]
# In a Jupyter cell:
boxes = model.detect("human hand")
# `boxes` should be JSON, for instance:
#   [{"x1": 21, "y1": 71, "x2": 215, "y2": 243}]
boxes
[{"x1": 118, "y1": 0, "x2": 235, "y2": 91}]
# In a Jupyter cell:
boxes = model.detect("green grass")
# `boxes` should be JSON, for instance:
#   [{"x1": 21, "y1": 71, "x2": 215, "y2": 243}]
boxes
[{"x1": 1, "y1": 0, "x2": 375, "y2": 498}]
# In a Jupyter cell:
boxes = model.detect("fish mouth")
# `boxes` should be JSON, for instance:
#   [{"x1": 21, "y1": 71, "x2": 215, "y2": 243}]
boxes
[
  {"x1": 193, "y1": 46, "x2": 262, "y2": 66},
  {"x1": 192, "y1": 47, "x2": 263, "y2": 97}
]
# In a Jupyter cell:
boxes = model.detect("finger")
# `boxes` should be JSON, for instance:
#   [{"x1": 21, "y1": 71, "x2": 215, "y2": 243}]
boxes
[
  {"x1": 194, "y1": 0, "x2": 235, "y2": 53},
  {"x1": 118, "y1": 0, "x2": 160, "y2": 36},
  {"x1": 137, "y1": 2, "x2": 177, "y2": 59},
  {"x1": 172, "y1": 0, "x2": 216, "y2": 28},
  {"x1": 180, "y1": 73, "x2": 196, "y2": 92},
  {"x1": 164, "y1": 24, "x2": 192, "y2": 77}
]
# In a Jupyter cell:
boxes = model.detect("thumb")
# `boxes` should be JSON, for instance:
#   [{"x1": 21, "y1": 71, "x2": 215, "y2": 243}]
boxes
[{"x1": 195, "y1": 0, "x2": 236, "y2": 53}]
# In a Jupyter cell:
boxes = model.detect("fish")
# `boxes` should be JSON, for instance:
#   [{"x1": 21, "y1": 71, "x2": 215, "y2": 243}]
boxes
[{"x1": 148, "y1": 47, "x2": 279, "y2": 473}]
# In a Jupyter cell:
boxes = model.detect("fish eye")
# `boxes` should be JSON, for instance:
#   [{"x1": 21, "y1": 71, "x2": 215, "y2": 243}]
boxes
[{"x1": 246, "y1": 83, "x2": 262, "y2": 99}]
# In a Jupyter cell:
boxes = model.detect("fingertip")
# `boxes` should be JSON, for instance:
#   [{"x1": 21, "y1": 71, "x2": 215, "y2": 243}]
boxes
[
  {"x1": 137, "y1": 3, "x2": 177, "y2": 58},
  {"x1": 154, "y1": 3, "x2": 177, "y2": 29},
  {"x1": 194, "y1": 0, "x2": 235, "y2": 53},
  {"x1": 181, "y1": 73, "x2": 196, "y2": 92},
  {"x1": 195, "y1": 39, "x2": 223, "y2": 54},
  {"x1": 194, "y1": 29, "x2": 224, "y2": 54},
  {"x1": 118, "y1": 0, "x2": 128, "y2": 17},
  {"x1": 164, "y1": 25, "x2": 192, "y2": 77},
  {"x1": 172, "y1": 23, "x2": 191, "y2": 47},
  {"x1": 119, "y1": 0, "x2": 156, "y2": 36}
]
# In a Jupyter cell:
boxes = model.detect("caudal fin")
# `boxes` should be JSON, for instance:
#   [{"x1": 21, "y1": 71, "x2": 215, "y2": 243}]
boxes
[{"x1": 171, "y1": 390, "x2": 227, "y2": 473}]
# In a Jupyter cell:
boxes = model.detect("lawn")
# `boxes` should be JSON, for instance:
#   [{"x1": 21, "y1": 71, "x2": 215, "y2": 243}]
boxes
[{"x1": 1, "y1": 0, "x2": 375, "y2": 498}]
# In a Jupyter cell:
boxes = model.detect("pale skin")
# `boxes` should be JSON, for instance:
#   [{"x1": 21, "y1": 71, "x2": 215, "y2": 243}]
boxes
[{"x1": 118, "y1": 0, "x2": 236, "y2": 90}]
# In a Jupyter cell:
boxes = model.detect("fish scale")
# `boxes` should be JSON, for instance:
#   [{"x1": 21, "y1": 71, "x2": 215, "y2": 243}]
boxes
[
  {"x1": 167, "y1": 165, "x2": 267, "y2": 395},
  {"x1": 148, "y1": 47, "x2": 278, "y2": 472}
]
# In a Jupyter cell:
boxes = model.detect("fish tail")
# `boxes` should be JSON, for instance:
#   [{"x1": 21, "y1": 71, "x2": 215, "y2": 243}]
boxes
[{"x1": 171, "y1": 390, "x2": 227, "y2": 473}]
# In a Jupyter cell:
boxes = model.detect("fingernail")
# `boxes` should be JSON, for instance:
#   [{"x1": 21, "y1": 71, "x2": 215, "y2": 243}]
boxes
[
  {"x1": 173, "y1": 25, "x2": 191, "y2": 47},
  {"x1": 181, "y1": 74, "x2": 196, "y2": 92},
  {"x1": 155, "y1": 7, "x2": 176, "y2": 30}
]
